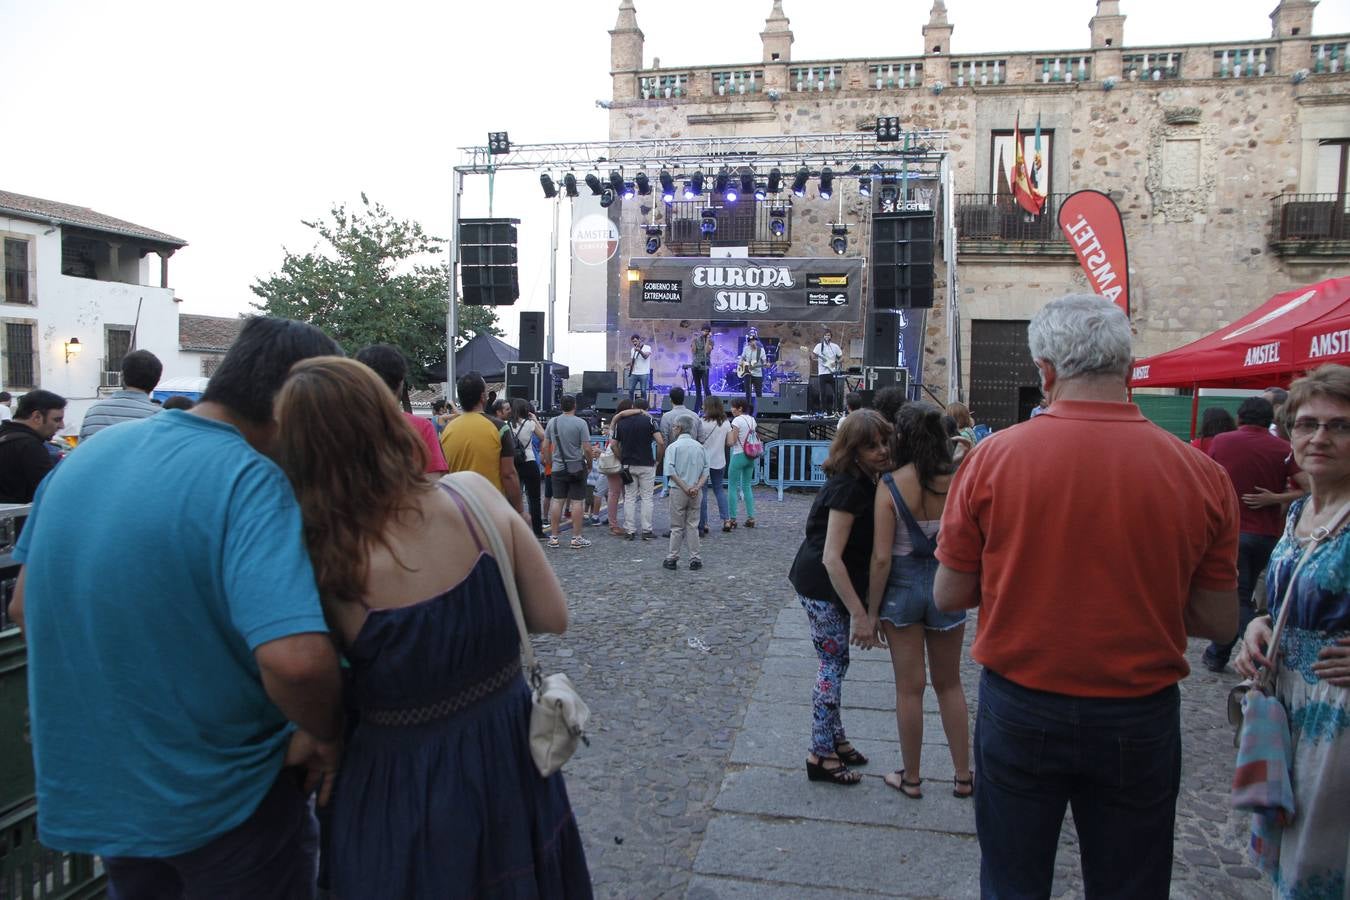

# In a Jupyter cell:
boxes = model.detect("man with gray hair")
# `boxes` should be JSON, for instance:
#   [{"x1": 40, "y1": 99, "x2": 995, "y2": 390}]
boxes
[
  {"x1": 661, "y1": 418, "x2": 708, "y2": 571},
  {"x1": 934, "y1": 294, "x2": 1239, "y2": 898}
]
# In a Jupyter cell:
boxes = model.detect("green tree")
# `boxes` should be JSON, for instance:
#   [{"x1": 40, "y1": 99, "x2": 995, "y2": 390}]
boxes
[{"x1": 251, "y1": 194, "x2": 500, "y2": 385}]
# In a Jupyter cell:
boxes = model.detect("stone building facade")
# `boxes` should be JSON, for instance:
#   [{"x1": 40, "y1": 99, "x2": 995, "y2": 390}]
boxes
[{"x1": 603, "y1": 0, "x2": 1350, "y2": 426}]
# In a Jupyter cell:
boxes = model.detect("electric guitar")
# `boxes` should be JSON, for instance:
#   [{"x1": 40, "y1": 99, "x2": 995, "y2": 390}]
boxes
[
  {"x1": 737, "y1": 348, "x2": 765, "y2": 378},
  {"x1": 806, "y1": 343, "x2": 842, "y2": 373}
]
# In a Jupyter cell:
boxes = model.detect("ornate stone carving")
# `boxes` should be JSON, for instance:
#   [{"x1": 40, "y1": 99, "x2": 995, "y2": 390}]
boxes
[
  {"x1": 1163, "y1": 106, "x2": 1202, "y2": 125},
  {"x1": 1146, "y1": 124, "x2": 1217, "y2": 222}
]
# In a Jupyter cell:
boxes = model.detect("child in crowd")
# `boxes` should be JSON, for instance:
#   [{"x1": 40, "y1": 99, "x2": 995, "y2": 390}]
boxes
[{"x1": 586, "y1": 459, "x2": 606, "y2": 525}]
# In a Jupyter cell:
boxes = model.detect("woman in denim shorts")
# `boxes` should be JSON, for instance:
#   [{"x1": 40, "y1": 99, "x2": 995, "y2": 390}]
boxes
[{"x1": 866, "y1": 402, "x2": 972, "y2": 800}]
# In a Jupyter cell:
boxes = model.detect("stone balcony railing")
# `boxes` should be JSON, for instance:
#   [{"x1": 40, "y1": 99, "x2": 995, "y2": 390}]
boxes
[
  {"x1": 1271, "y1": 192, "x2": 1350, "y2": 260},
  {"x1": 621, "y1": 33, "x2": 1350, "y2": 103}
]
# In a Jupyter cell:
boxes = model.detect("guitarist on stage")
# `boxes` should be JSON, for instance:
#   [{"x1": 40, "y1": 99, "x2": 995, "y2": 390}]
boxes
[
  {"x1": 690, "y1": 324, "x2": 713, "y2": 414},
  {"x1": 626, "y1": 333, "x2": 653, "y2": 403},
  {"x1": 811, "y1": 329, "x2": 844, "y2": 414},
  {"x1": 737, "y1": 331, "x2": 767, "y2": 415}
]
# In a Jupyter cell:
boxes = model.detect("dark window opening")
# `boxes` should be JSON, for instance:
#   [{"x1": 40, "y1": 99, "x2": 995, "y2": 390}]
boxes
[
  {"x1": 106, "y1": 327, "x2": 132, "y2": 371},
  {"x1": 1105, "y1": 37, "x2": 1113, "y2": 46},
  {"x1": 4, "y1": 322, "x2": 36, "y2": 388},
  {"x1": 61, "y1": 236, "x2": 100, "y2": 279},
  {"x1": 4, "y1": 239, "x2": 29, "y2": 304}
]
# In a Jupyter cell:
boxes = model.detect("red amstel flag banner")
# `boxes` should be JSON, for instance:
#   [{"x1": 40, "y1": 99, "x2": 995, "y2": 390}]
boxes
[
  {"x1": 1011, "y1": 114, "x2": 1046, "y2": 216},
  {"x1": 1058, "y1": 189, "x2": 1131, "y2": 316}
]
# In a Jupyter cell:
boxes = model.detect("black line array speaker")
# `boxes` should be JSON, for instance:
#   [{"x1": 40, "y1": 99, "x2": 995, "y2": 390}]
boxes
[
  {"x1": 872, "y1": 212, "x2": 934, "y2": 309},
  {"x1": 518, "y1": 311, "x2": 544, "y2": 361},
  {"x1": 460, "y1": 218, "x2": 520, "y2": 306},
  {"x1": 865, "y1": 312, "x2": 902, "y2": 367}
]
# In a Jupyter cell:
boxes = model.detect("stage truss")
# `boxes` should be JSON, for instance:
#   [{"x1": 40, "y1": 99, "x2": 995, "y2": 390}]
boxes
[{"x1": 447, "y1": 131, "x2": 961, "y2": 401}]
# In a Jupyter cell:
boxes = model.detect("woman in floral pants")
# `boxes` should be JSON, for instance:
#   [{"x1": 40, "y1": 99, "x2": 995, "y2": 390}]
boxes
[{"x1": 788, "y1": 411, "x2": 893, "y2": 785}]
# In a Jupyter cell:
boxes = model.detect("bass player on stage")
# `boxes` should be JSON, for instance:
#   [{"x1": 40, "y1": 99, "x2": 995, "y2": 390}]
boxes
[
  {"x1": 690, "y1": 324, "x2": 713, "y2": 414},
  {"x1": 811, "y1": 329, "x2": 844, "y2": 414},
  {"x1": 737, "y1": 332, "x2": 767, "y2": 415}
]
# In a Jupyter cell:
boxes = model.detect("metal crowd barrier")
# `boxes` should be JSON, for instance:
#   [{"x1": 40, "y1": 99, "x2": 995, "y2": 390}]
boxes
[{"x1": 758, "y1": 439, "x2": 832, "y2": 500}]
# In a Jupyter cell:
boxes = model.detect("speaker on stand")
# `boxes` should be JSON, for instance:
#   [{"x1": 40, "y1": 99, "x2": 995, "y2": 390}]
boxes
[{"x1": 518, "y1": 311, "x2": 545, "y2": 361}]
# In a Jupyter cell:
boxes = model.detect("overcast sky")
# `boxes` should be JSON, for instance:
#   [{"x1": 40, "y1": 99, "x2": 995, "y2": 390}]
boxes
[{"x1": 4, "y1": 0, "x2": 1347, "y2": 374}]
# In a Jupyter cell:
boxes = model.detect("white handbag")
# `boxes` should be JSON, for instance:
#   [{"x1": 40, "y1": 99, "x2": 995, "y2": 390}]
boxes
[
  {"x1": 440, "y1": 477, "x2": 591, "y2": 777},
  {"x1": 597, "y1": 445, "x2": 622, "y2": 475}
]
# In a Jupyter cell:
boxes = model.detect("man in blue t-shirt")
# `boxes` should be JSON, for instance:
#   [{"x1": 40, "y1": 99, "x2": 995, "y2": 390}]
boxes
[{"x1": 8, "y1": 317, "x2": 344, "y2": 899}]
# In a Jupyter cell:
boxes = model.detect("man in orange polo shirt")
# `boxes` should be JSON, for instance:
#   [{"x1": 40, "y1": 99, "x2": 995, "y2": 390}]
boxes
[{"x1": 935, "y1": 294, "x2": 1239, "y2": 900}]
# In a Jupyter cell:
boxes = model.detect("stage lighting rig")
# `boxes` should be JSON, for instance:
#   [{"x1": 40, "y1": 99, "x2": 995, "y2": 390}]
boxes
[
  {"x1": 659, "y1": 171, "x2": 675, "y2": 203},
  {"x1": 740, "y1": 170, "x2": 755, "y2": 198},
  {"x1": 754, "y1": 182, "x2": 768, "y2": 201},
  {"x1": 875, "y1": 116, "x2": 901, "y2": 142},
  {"x1": 563, "y1": 174, "x2": 579, "y2": 198},
  {"x1": 700, "y1": 208, "x2": 718, "y2": 236},
  {"x1": 714, "y1": 169, "x2": 730, "y2": 196},
  {"x1": 487, "y1": 131, "x2": 511, "y2": 154},
  {"x1": 635, "y1": 172, "x2": 651, "y2": 196},
  {"x1": 608, "y1": 171, "x2": 624, "y2": 194},
  {"x1": 645, "y1": 224, "x2": 663, "y2": 254},
  {"x1": 690, "y1": 172, "x2": 705, "y2": 196},
  {"x1": 830, "y1": 224, "x2": 849, "y2": 255},
  {"x1": 540, "y1": 174, "x2": 557, "y2": 199},
  {"x1": 791, "y1": 167, "x2": 809, "y2": 197},
  {"x1": 767, "y1": 168, "x2": 782, "y2": 194},
  {"x1": 819, "y1": 167, "x2": 834, "y2": 200},
  {"x1": 769, "y1": 207, "x2": 787, "y2": 236},
  {"x1": 622, "y1": 182, "x2": 636, "y2": 200},
  {"x1": 584, "y1": 174, "x2": 604, "y2": 195},
  {"x1": 600, "y1": 188, "x2": 617, "y2": 208}
]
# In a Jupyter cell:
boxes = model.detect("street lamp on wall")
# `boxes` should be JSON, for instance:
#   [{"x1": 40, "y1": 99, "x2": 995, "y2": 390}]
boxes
[{"x1": 64, "y1": 337, "x2": 82, "y2": 363}]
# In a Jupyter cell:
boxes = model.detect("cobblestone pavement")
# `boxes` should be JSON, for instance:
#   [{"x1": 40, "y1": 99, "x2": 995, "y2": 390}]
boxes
[{"x1": 536, "y1": 487, "x2": 1268, "y2": 899}]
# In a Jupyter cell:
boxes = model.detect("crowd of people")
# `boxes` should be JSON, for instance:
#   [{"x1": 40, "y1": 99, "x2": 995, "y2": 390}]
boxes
[{"x1": 4, "y1": 294, "x2": 1349, "y2": 899}]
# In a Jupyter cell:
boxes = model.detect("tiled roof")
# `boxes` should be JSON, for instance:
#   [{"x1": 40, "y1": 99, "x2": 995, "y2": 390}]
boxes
[
  {"x1": 179, "y1": 314, "x2": 246, "y2": 352},
  {"x1": 0, "y1": 189, "x2": 187, "y2": 247}
]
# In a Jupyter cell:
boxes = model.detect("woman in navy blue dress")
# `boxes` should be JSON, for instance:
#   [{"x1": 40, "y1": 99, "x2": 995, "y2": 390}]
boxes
[{"x1": 274, "y1": 357, "x2": 592, "y2": 899}]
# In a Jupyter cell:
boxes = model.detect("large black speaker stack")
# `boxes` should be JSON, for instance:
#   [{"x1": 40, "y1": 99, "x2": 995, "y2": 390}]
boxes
[
  {"x1": 506, "y1": 361, "x2": 568, "y2": 412},
  {"x1": 460, "y1": 218, "x2": 520, "y2": 306},
  {"x1": 872, "y1": 212, "x2": 934, "y2": 310},
  {"x1": 865, "y1": 312, "x2": 902, "y2": 367}
]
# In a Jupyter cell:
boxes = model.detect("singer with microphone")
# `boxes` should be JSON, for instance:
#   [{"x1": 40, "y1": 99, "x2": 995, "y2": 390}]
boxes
[
  {"x1": 811, "y1": 329, "x2": 844, "y2": 414},
  {"x1": 626, "y1": 333, "x2": 653, "y2": 403}
]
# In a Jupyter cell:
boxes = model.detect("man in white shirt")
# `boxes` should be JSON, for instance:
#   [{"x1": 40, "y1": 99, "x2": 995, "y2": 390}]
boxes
[
  {"x1": 739, "y1": 333, "x2": 767, "y2": 415},
  {"x1": 812, "y1": 329, "x2": 844, "y2": 414},
  {"x1": 627, "y1": 333, "x2": 653, "y2": 403},
  {"x1": 0, "y1": 391, "x2": 12, "y2": 421}
]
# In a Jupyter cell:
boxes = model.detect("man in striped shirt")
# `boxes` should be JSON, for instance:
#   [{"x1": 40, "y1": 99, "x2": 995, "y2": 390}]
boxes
[{"x1": 79, "y1": 350, "x2": 162, "y2": 442}]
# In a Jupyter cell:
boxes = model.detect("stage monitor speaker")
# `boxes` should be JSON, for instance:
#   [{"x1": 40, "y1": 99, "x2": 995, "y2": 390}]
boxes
[
  {"x1": 582, "y1": 370, "x2": 618, "y2": 395},
  {"x1": 518, "y1": 311, "x2": 544, "y2": 361},
  {"x1": 780, "y1": 382, "x2": 808, "y2": 410},
  {"x1": 592, "y1": 392, "x2": 624, "y2": 413},
  {"x1": 757, "y1": 396, "x2": 801, "y2": 417},
  {"x1": 872, "y1": 212, "x2": 934, "y2": 309},
  {"x1": 865, "y1": 312, "x2": 902, "y2": 367},
  {"x1": 460, "y1": 217, "x2": 520, "y2": 306},
  {"x1": 777, "y1": 421, "x2": 813, "y2": 441}
]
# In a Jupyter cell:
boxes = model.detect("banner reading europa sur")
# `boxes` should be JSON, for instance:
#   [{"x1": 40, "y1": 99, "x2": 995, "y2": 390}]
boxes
[
  {"x1": 626, "y1": 257, "x2": 865, "y2": 323},
  {"x1": 1057, "y1": 190, "x2": 1131, "y2": 316}
]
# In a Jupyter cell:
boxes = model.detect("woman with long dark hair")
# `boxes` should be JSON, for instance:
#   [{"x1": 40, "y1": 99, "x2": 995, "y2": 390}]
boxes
[
  {"x1": 788, "y1": 410, "x2": 893, "y2": 785},
  {"x1": 867, "y1": 402, "x2": 971, "y2": 799},
  {"x1": 697, "y1": 396, "x2": 732, "y2": 536},
  {"x1": 273, "y1": 357, "x2": 591, "y2": 898},
  {"x1": 1190, "y1": 405, "x2": 1237, "y2": 454},
  {"x1": 510, "y1": 398, "x2": 548, "y2": 537}
]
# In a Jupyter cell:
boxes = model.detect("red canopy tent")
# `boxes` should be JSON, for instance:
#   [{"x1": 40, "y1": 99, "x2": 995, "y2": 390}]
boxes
[{"x1": 1128, "y1": 276, "x2": 1350, "y2": 434}]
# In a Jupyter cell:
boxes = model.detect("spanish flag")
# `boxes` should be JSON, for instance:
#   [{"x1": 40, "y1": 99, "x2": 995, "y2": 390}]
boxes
[{"x1": 1012, "y1": 113, "x2": 1047, "y2": 216}]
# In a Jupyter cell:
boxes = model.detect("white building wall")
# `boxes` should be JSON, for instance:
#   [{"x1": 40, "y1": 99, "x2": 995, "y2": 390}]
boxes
[{"x1": 0, "y1": 216, "x2": 187, "y2": 434}]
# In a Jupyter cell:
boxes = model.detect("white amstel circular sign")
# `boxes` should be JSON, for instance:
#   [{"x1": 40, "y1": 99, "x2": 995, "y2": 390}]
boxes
[{"x1": 571, "y1": 214, "x2": 620, "y2": 266}]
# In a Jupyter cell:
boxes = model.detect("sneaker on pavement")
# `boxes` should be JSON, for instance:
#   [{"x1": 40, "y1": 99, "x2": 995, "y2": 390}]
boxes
[
  {"x1": 547, "y1": 535, "x2": 560, "y2": 549},
  {"x1": 689, "y1": 559, "x2": 703, "y2": 571},
  {"x1": 626, "y1": 532, "x2": 637, "y2": 541},
  {"x1": 642, "y1": 531, "x2": 656, "y2": 541},
  {"x1": 662, "y1": 558, "x2": 678, "y2": 570},
  {"x1": 570, "y1": 537, "x2": 592, "y2": 549}
]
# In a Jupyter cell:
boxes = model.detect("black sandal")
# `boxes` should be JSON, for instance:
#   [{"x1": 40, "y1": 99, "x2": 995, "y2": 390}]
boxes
[
  {"x1": 884, "y1": 770, "x2": 923, "y2": 799},
  {"x1": 806, "y1": 756, "x2": 862, "y2": 786},
  {"x1": 834, "y1": 739, "x2": 868, "y2": 767},
  {"x1": 953, "y1": 773, "x2": 974, "y2": 799}
]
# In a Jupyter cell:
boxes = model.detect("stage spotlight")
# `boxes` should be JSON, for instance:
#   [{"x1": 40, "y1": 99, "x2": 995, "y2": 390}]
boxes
[
  {"x1": 690, "y1": 171, "x2": 705, "y2": 196},
  {"x1": 622, "y1": 182, "x2": 636, "y2": 200},
  {"x1": 724, "y1": 180, "x2": 739, "y2": 204},
  {"x1": 754, "y1": 182, "x2": 768, "y2": 201},
  {"x1": 792, "y1": 167, "x2": 809, "y2": 197},
  {"x1": 563, "y1": 174, "x2": 579, "y2": 197},
  {"x1": 487, "y1": 131, "x2": 511, "y2": 154},
  {"x1": 858, "y1": 177, "x2": 872, "y2": 198},
  {"x1": 875, "y1": 116, "x2": 901, "y2": 142},
  {"x1": 645, "y1": 224, "x2": 663, "y2": 254},
  {"x1": 659, "y1": 171, "x2": 675, "y2": 203},
  {"x1": 609, "y1": 171, "x2": 624, "y2": 194},
  {"x1": 880, "y1": 186, "x2": 898, "y2": 212},
  {"x1": 683, "y1": 180, "x2": 696, "y2": 200},
  {"x1": 635, "y1": 172, "x2": 651, "y2": 196},
  {"x1": 600, "y1": 188, "x2": 616, "y2": 208},
  {"x1": 767, "y1": 168, "x2": 782, "y2": 193},
  {"x1": 769, "y1": 208, "x2": 787, "y2": 236},
  {"x1": 700, "y1": 208, "x2": 718, "y2": 236},
  {"x1": 740, "y1": 170, "x2": 756, "y2": 198},
  {"x1": 714, "y1": 169, "x2": 730, "y2": 196},
  {"x1": 585, "y1": 174, "x2": 604, "y2": 195},
  {"x1": 830, "y1": 224, "x2": 848, "y2": 255},
  {"x1": 819, "y1": 167, "x2": 834, "y2": 200},
  {"x1": 540, "y1": 174, "x2": 558, "y2": 199}
]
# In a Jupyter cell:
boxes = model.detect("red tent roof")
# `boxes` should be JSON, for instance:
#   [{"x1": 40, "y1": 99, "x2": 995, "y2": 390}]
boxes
[{"x1": 1129, "y1": 277, "x2": 1350, "y2": 389}]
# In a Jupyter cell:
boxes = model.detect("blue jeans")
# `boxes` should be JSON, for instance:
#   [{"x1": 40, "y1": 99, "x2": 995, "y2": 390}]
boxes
[
  {"x1": 974, "y1": 669, "x2": 1181, "y2": 899},
  {"x1": 699, "y1": 466, "x2": 728, "y2": 529},
  {"x1": 105, "y1": 770, "x2": 319, "y2": 900},
  {"x1": 1204, "y1": 531, "x2": 1279, "y2": 668},
  {"x1": 627, "y1": 373, "x2": 646, "y2": 402}
]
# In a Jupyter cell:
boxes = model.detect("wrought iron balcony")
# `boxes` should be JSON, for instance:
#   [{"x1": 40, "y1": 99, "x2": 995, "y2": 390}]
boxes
[
  {"x1": 955, "y1": 193, "x2": 1072, "y2": 256},
  {"x1": 659, "y1": 200, "x2": 794, "y2": 256},
  {"x1": 1271, "y1": 193, "x2": 1350, "y2": 258}
]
